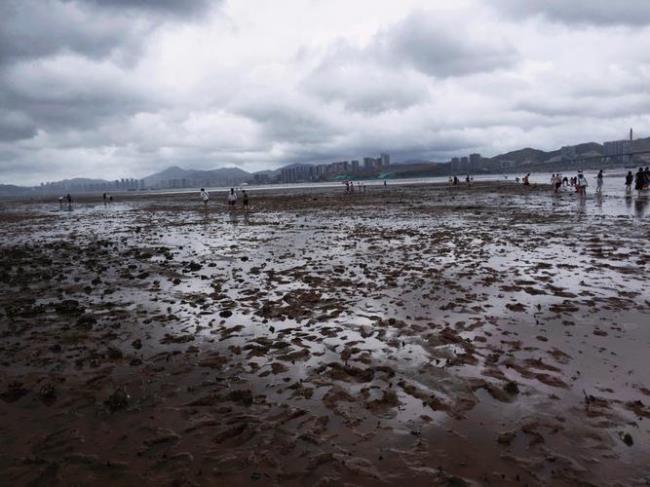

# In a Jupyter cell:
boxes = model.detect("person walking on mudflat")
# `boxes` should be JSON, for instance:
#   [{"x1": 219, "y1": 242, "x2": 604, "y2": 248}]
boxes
[
  {"x1": 200, "y1": 188, "x2": 209, "y2": 209},
  {"x1": 227, "y1": 187, "x2": 237, "y2": 209},
  {"x1": 242, "y1": 190, "x2": 249, "y2": 211},
  {"x1": 625, "y1": 171, "x2": 633, "y2": 193},
  {"x1": 576, "y1": 171, "x2": 588, "y2": 196},
  {"x1": 596, "y1": 169, "x2": 604, "y2": 193},
  {"x1": 635, "y1": 168, "x2": 645, "y2": 192}
]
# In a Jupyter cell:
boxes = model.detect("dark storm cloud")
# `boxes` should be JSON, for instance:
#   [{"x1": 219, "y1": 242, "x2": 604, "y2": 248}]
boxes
[
  {"x1": 373, "y1": 11, "x2": 518, "y2": 78},
  {"x1": 492, "y1": 0, "x2": 650, "y2": 26},
  {"x1": 517, "y1": 93, "x2": 650, "y2": 119},
  {"x1": 0, "y1": 1, "x2": 132, "y2": 65},
  {"x1": 0, "y1": 0, "x2": 215, "y2": 66},
  {"x1": 78, "y1": 0, "x2": 212, "y2": 16},
  {"x1": 232, "y1": 96, "x2": 341, "y2": 144},
  {"x1": 0, "y1": 0, "x2": 215, "y2": 144},
  {"x1": 0, "y1": 111, "x2": 37, "y2": 142},
  {"x1": 303, "y1": 9, "x2": 518, "y2": 115},
  {"x1": 0, "y1": 55, "x2": 153, "y2": 142}
]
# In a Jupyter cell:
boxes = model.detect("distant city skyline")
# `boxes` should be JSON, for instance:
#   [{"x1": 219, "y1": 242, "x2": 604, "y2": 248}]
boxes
[{"x1": 2, "y1": 0, "x2": 650, "y2": 186}]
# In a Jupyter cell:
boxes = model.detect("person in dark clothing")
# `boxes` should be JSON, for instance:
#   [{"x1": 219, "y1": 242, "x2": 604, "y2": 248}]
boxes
[
  {"x1": 635, "y1": 168, "x2": 645, "y2": 191},
  {"x1": 625, "y1": 171, "x2": 634, "y2": 193},
  {"x1": 242, "y1": 190, "x2": 249, "y2": 211}
]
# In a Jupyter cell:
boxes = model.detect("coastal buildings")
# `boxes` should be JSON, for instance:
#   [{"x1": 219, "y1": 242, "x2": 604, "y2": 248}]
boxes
[
  {"x1": 380, "y1": 153, "x2": 390, "y2": 167},
  {"x1": 278, "y1": 153, "x2": 392, "y2": 183},
  {"x1": 469, "y1": 153, "x2": 482, "y2": 171}
]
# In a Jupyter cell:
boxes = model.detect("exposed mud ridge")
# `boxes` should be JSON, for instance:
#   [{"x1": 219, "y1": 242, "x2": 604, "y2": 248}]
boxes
[{"x1": 1, "y1": 182, "x2": 649, "y2": 486}]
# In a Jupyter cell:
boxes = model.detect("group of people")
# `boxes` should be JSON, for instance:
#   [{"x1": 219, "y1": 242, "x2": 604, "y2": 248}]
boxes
[
  {"x1": 449, "y1": 175, "x2": 473, "y2": 186},
  {"x1": 545, "y1": 167, "x2": 650, "y2": 195},
  {"x1": 344, "y1": 180, "x2": 367, "y2": 192},
  {"x1": 58, "y1": 193, "x2": 73, "y2": 209},
  {"x1": 549, "y1": 172, "x2": 591, "y2": 194},
  {"x1": 628, "y1": 167, "x2": 650, "y2": 192},
  {"x1": 200, "y1": 187, "x2": 249, "y2": 211}
]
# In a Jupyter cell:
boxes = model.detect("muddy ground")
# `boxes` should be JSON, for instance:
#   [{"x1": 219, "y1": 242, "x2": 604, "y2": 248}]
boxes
[{"x1": 1, "y1": 182, "x2": 649, "y2": 486}]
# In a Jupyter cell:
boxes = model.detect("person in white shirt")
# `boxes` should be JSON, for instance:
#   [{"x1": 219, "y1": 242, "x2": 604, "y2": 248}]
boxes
[
  {"x1": 199, "y1": 188, "x2": 209, "y2": 208},
  {"x1": 577, "y1": 171, "x2": 588, "y2": 196},
  {"x1": 227, "y1": 188, "x2": 237, "y2": 209}
]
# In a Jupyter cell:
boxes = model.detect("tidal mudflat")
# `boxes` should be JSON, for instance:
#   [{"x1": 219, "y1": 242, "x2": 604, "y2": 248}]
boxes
[{"x1": 1, "y1": 182, "x2": 649, "y2": 486}]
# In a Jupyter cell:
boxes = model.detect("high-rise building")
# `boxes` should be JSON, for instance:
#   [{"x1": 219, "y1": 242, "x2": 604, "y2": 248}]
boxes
[
  {"x1": 469, "y1": 153, "x2": 481, "y2": 171},
  {"x1": 351, "y1": 160, "x2": 359, "y2": 172},
  {"x1": 460, "y1": 157, "x2": 469, "y2": 172},
  {"x1": 604, "y1": 139, "x2": 632, "y2": 161},
  {"x1": 363, "y1": 157, "x2": 376, "y2": 169},
  {"x1": 379, "y1": 153, "x2": 390, "y2": 167},
  {"x1": 280, "y1": 165, "x2": 313, "y2": 183},
  {"x1": 450, "y1": 157, "x2": 460, "y2": 174}
]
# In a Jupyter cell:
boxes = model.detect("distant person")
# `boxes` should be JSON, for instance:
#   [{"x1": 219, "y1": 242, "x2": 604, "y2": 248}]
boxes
[
  {"x1": 448, "y1": 176, "x2": 453, "y2": 185},
  {"x1": 242, "y1": 190, "x2": 249, "y2": 210},
  {"x1": 576, "y1": 171, "x2": 588, "y2": 195},
  {"x1": 554, "y1": 173, "x2": 562, "y2": 193},
  {"x1": 384, "y1": 179, "x2": 387, "y2": 187},
  {"x1": 645, "y1": 167, "x2": 650, "y2": 189},
  {"x1": 199, "y1": 188, "x2": 209, "y2": 208},
  {"x1": 550, "y1": 173, "x2": 556, "y2": 184},
  {"x1": 102, "y1": 192, "x2": 107, "y2": 207},
  {"x1": 453, "y1": 175, "x2": 459, "y2": 185},
  {"x1": 625, "y1": 171, "x2": 634, "y2": 193},
  {"x1": 465, "y1": 174, "x2": 471, "y2": 186},
  {"x1": 595, "y1": 169, "x2": 604, "y2": 193},
  {"x1": 562, "y1": 176, "x2": 569, "y2": 186},
  {"x1": 522, "y1": 173, "x2": 530, "y2": 186},
  {"x1": 227, "y1": 187, "x2": 237, "y2": 208},
  {"x1": 635, "y1": 167, "x2": 645, "y2": 191},
  {"x1": 65, "y1": 193, "x2": 72, "y2": 210}
]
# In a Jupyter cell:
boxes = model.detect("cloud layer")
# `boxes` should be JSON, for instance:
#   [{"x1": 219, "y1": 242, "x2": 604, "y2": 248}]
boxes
[{"x1": 1, "y1": 0, "x2": 650, "y2": 185}]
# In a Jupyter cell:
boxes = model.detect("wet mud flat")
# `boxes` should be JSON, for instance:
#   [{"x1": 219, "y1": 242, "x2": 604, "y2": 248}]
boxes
[{"x1": 1, "y1": 182, "x2": 649, "y2": 486}]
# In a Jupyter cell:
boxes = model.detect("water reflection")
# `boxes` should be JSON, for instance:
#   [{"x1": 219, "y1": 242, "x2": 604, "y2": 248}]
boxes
[
  {"x1": 634, "y1": 196, "x2": 648, "y2": 218},
  {"x1": 576, "y1": 194, "x2": 587, "y2": 215},
  {"x1": 594, "y1": 192, "x2": 603, "y2": 211}
]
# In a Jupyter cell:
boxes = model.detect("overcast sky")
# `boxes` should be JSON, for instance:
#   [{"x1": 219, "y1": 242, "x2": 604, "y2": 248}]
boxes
[{"x1": 2, "y1": 0, "x2": 650, "y2": 185}]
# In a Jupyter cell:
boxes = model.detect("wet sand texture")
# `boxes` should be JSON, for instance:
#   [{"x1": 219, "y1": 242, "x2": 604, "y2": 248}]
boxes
[{"x1": 1, "y1": 182, "x2": 649, "y2": 486}]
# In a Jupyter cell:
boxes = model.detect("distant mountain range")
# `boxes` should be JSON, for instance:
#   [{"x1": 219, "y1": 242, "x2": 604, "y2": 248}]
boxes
[{"x1": 2, "y1": 137, "x2": 649, "y2": 196}]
